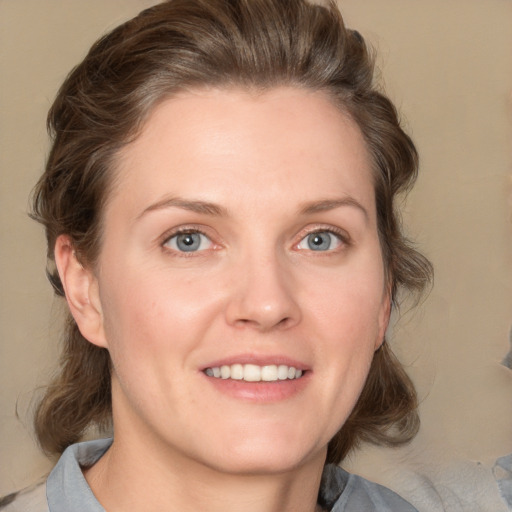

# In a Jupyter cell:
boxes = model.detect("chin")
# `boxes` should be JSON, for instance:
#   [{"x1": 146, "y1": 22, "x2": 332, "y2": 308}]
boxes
[{"x1": 198, "y1": 434, "x2": 327, "y2": 476}]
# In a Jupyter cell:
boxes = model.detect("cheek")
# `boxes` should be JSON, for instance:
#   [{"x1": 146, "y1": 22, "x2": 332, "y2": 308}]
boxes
[
  {"x1": 303, "y1": 260, "x2": 386, "y2": 333},
  {"x1": 301, "y1": 256, "x2": 386, "y2": 401},
  {"x1": 98, "y1": 263, "x2": 222, "y2": 362},
  {"x1": 97, "y1": 269, "x2": 217, "y2": 414}
]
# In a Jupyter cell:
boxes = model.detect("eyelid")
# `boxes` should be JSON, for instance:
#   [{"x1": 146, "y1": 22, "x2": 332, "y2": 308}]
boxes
[
  {"x1": 294, "y1": 225, "x2": 351, "y2": 250},
  {"x1": 158, "y1": 223, "x2": 350, "y2": 255},
  {"x1": 160, "y1": 225, "x2": 220, "y2": 254}
]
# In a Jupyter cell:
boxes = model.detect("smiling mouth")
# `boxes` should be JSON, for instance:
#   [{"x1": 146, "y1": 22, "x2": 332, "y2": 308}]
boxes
[{"x1": 204, "y1": 364, "x2": 304, "y2": 382}]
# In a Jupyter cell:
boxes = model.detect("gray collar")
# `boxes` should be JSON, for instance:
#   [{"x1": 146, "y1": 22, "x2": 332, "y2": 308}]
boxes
[{"x1": 47, "y1": 438, "x2": 111, "y2": 512}]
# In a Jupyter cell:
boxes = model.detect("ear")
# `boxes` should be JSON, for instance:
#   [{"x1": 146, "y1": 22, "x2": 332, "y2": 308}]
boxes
[
  {"x1": 54, "y1": 235, "x2": 108, "y2": 349},
  {"x1": 375, "y1": 285, "x2": 392, "y2": 351}
]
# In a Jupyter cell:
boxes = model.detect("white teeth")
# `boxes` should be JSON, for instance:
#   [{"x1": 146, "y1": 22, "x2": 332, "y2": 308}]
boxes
[
  {"x1": 231, "y1": 363, "x2": 244, "y2": 380},
  {"x1": 277, "y1": 364, "x2": 289, "y2": 380},
  {"x1": 244, "y1": 364, "x2": 261, "y2": 382},
  {"x1": 205, "y1": 364, "x2": 304, "y2": 381},
  {"x1": 261, "y1": 365, "x2": 278, "y2": 381},
  {"x1": 220, "y1": 365, "x2": 230, "y2": 379}
]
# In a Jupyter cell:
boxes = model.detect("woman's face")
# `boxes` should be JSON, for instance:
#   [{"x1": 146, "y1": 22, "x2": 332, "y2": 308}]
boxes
[{"x1": 83, "y1": 87, "x2": 390, "y2": 474}]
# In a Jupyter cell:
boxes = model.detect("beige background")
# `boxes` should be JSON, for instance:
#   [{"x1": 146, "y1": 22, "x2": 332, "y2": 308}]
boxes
[{"x1": 1, "y1": 0, "x2": 511, "y2": 504}]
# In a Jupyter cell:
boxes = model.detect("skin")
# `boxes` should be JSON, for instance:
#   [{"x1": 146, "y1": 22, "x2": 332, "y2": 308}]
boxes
[{"x1": 55, "y1": 86, "x2": 390, "y2": 512}]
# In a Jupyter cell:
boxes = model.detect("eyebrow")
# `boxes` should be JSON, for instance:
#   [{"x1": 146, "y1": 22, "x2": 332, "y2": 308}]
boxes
[
  {"x1": 299, "y1": 197, "x2": 369, "y2": 221},
  {"x1": 137, "y1": 197, "x2": 229, "y2": 219},
  {"x1": 137, "y1": 195, "x2": 368, "y2": 221}
]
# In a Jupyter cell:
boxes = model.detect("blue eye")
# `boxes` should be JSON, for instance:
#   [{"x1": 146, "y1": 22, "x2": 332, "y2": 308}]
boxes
[
  {"x1": 165, "y1": 232, "x2": 212, "y2": 252},
  {"x1": 298, "y1": 231, "x2": 342, "y2": 251}
]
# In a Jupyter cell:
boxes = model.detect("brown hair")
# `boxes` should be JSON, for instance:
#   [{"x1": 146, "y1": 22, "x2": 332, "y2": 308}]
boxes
[{"x1": 31, "y1": 0, "x2": 432, "y2": 463}]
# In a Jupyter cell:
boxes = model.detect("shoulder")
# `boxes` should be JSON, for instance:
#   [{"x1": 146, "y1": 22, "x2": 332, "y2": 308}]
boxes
[
  {"x1": 0, "y1": 438, "x2": 112, "y2": 512},
  {"x1": 320, "y1": 464, "x2": 418, "y2": 512},
  {"x1": 388, "y1": 456, "x2": 511, "y2": 512},
  {"x1": 0, "y1": 479, "x2": 48, "y2": 512},
  {"x1": 46, "y1": 438, "x2": 111, "y2": 512}
]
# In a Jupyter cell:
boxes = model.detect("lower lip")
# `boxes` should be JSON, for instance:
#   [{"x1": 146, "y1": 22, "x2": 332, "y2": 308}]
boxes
[{"x1": 202, "y1": 373, "x2": 310, "y2": 402}]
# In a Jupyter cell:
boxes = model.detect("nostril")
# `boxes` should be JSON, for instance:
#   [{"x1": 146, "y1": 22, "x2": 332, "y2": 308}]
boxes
[
  {"x1": 232, "y1": 315, "x2": 292, "y2": 331},
  {"x1": 276, "y1": 316, "x2": 291, "y2": 328}
]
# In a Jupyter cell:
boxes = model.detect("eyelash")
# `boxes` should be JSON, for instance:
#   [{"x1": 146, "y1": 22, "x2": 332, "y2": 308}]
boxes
[
  {"x1": 161, "y1": 226, "x2": 216, "y2": 256},
  {"x1": 295, "y1": 226, "x2": 350, "y2": 252},
  {"x1": 160, "y1": 225, "x2": 350, "y2": 256}
]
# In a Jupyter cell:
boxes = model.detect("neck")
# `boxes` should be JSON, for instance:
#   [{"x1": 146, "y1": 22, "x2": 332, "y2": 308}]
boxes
[{"x1": 85, "y1": 435, "x2": 326, "y2": 512}]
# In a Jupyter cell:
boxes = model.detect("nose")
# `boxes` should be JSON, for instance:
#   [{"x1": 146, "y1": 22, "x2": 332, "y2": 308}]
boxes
[{"x1": 224, "y1": 252, "x2": 301, "y2": 332}]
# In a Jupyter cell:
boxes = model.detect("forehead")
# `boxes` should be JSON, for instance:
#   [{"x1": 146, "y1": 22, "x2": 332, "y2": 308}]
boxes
[{"x1": 110, "y1": 86, "x2": 375, "y2": 219}]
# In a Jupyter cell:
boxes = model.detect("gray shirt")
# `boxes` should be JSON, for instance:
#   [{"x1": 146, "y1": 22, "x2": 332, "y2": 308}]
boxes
[{"x1": 0, "y1": 438, "x2": 417, "y2": 511}]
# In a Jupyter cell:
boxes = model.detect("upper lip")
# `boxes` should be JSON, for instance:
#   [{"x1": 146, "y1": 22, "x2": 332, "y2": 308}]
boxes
[{"x1": 201, "y1": 354, "x2": 310, "y2": 371}]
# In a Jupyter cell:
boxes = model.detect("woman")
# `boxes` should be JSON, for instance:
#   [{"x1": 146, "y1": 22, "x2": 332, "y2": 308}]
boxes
[{"x1": 1, "y1": 0, "x2": 432, "y2": 510}]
